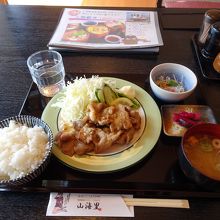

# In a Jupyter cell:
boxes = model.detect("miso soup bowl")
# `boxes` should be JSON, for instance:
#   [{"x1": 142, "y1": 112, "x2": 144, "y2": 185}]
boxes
[
  {"x1": 179, "y1": 123, "x2": 220, "y2": 189},
  {"x1": 150, "y1": 63, "x2": 197, "y2": 102}
]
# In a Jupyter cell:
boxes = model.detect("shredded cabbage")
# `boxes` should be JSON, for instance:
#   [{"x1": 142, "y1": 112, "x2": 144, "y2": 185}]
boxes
[{"x1": 52, "y1": 76, "x2": 116, "y2": 123}]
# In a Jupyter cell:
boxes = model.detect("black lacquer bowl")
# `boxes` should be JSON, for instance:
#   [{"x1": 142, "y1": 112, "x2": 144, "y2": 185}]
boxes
[
  {"x1": 0, "y1": 115, "x2": 53, "y2": 186},
  {"x1": 179, "y1": 123, "x2": 220, "y2": 190}
]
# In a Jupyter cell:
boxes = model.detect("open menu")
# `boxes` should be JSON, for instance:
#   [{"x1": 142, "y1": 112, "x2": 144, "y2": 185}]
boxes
[{"x1": 48, "y1": 8, "x2": 163, "y2": 53}]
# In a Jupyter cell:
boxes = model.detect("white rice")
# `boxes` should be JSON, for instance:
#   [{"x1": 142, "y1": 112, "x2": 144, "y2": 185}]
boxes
[{"x1": 0, "y1": 120, "x2": 49, "y2": 180}]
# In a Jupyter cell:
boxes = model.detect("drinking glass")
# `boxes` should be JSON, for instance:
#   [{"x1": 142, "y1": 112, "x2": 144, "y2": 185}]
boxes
[{"x1": 27, "y1": 50, "x2": 66, "y2": 97}]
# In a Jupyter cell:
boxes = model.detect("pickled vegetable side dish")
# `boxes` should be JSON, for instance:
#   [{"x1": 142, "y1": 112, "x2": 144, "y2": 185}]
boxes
[{"x1": 156, "y1": 74, "x2": 185, "y2": 93}]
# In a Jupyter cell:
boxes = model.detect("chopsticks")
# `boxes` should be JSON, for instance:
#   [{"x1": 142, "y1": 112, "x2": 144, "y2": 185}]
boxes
[{"x1": 123, "y1": 198, "x2": 190, "y2": 209}]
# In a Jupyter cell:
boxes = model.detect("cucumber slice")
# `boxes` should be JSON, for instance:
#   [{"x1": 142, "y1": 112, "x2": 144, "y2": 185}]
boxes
[
  {"x1": 103, "y1": 84, "x2": 117, "y2": 105},
  {"x1": 95, "y1": 89, "x2": 105, "y2": 103},
  {"x1": 130, "y1": 99, "x2": 140, "y2": 109}
]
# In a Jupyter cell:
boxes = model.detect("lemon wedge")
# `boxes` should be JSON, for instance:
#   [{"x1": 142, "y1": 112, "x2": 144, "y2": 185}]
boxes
[
  {"x1": 119, "y1": 86, "x2": 136, "y2": 99},
  {"x1": 111, "y1": 97, "x2": 134, "y2": 107}
]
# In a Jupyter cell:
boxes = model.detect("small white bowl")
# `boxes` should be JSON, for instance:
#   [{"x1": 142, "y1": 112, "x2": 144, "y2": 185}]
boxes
[{"x1": 149, "y1": 63, "x2": 197, "y2": 102}]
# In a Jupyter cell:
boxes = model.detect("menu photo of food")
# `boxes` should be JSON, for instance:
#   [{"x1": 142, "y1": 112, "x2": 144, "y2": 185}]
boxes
[
  {"x1": 62, "y1": 20, "x2": 126, "y2": 44},
  {"x1": 48, "y1": 8, "x2": 163, "y2": 50},
  {"x1": 126, "y1": 11, "x2": 151, "y2": 22}
]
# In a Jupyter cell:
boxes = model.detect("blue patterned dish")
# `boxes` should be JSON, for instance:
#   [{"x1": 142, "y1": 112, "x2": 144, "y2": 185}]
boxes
[{"x1": 0, "y1": 115, "x2": 53, "y2": 186}]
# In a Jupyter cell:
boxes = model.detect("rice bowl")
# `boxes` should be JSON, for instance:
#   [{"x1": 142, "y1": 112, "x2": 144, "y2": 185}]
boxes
[{"x1": 0, "y1": 115, "x2": 53, "y2": 185}]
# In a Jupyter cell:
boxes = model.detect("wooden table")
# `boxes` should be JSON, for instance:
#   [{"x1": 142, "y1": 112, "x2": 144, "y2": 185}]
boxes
[
  {"x1": 0, "y1": 5, "x2": 220, "y2": 220},
  {"x1": 82, "y1": 0, "x2": 158, "y2": 8}
]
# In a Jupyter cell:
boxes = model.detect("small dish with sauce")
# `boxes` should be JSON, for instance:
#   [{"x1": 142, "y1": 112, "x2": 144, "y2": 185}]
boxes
[
  {"x1": 81, "y1": 21, "x2": 98, "y2": 27},
  {"x1": 105, "y1": 35, "x2": 122, "y2": 44}
]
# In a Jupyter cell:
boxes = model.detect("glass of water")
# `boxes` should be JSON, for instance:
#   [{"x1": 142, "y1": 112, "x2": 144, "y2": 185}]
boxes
[{"x1": 27, "y1": 50, "x2": 66, "y2": 97}]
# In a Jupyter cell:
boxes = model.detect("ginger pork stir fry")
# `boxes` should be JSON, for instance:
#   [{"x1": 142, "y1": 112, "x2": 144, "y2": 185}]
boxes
[{"x1": 55, "y1": 101, "x2": 141, "y2": 156}]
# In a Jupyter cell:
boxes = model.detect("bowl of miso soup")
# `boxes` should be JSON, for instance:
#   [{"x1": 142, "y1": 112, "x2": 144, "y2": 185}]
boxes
[{"x1": 179, "y1": 123, "x2": 220, "y2": 187}]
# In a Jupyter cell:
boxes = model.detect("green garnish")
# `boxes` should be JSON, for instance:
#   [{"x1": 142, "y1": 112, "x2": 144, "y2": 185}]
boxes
[
  {"x1": 199, "y1": 137, "x2": 213, "y2": 152},
  {"x1": 72, "y1": 30, "x2": 86, "y2": 37},
  {"x1": 167, "y1": 80, "x2": 179, "y2": 87}
]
